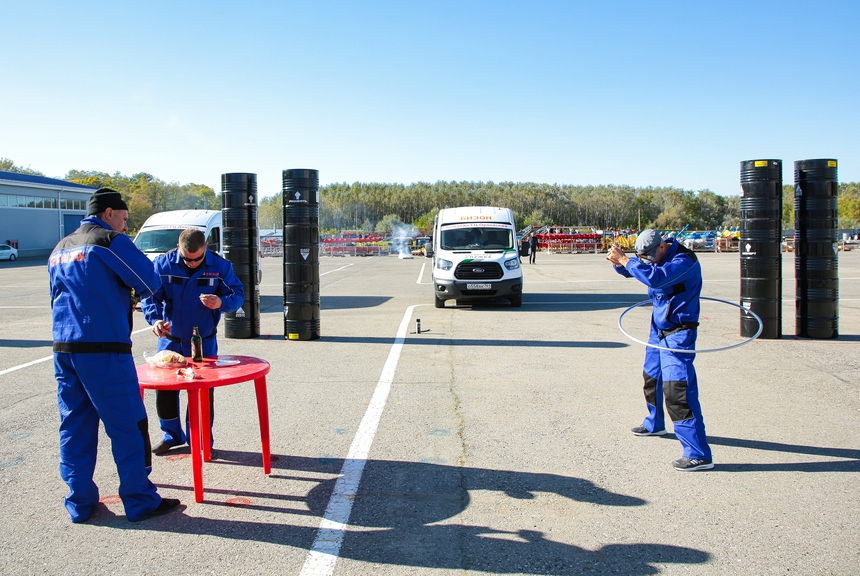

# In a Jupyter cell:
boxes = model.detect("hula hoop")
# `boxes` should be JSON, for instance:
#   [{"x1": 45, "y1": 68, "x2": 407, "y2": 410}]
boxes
[{"x1": 617, "y1": 296, "x2": 763, "y2": 354}]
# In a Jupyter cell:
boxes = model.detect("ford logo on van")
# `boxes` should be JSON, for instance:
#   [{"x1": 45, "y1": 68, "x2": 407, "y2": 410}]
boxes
[{"x1": 474, "y1": 267, "x2": 484, "y2": 273}]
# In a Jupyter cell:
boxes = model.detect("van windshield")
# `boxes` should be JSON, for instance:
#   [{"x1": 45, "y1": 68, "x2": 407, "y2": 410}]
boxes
[
  {"x1": 134, "y1": 230, "x2": 183, "y2": 254},
  {"x1": 440, "y1": 227, "x2": 513, "y2": 250}
]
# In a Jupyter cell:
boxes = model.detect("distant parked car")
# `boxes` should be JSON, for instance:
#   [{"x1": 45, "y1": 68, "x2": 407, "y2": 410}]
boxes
[{"x1": 0, "y1": 244, "x2": 18, "y2": 261}]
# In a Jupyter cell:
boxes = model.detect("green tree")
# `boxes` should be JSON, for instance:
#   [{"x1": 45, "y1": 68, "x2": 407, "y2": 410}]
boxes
[
  {"x1": 414, "y1": 208, "x2": 439, "y2": 232},
  {"x1": 838, "y1": 182, "x2": 860, "y2": 228},
  {"x1": 63, "y1": 169, "x2": 218, "y2": 232},
  {"x1": 782, "y1": 184, "x2": 795, "y2": 228},
  {"x1": 375, "y1": 214, "x2": 402, "y2": 233},
  {"x1": 0, "y1": 158, "x2": 44, "y2": 175},
  {"x1": 722, "y1": 196, "x2": 741, "y2": 227},
  {"x1": 65, "y1": 169, "x2": 117, "y2": 189},
  {"x1": 685, "y1": 189, "x2": 726, "y2": 230},
  {"x1": 654, "y1": 204, "x2": 686, "y2": 230},
  {"x1": 258, "y1": 194, "x2": 282, "y2": 230},
  {"x1": 522, "y1": 209, "x2": 547, "y2": 230}
]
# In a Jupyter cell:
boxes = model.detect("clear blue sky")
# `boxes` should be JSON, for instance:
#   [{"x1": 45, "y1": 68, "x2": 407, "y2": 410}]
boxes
[{"x1": 2, "y1": 1, "x2": 858, "y2": 201}]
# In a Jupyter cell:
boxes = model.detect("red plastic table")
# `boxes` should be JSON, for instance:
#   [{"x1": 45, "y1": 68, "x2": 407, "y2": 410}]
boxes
[{"x1": 137, "y1": 355, "x2": 271, "y2": 503}]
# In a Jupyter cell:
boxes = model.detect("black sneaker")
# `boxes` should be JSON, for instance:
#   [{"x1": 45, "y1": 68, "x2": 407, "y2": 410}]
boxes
[
  {"x1": 631, "y1": 426, "x2": 667, "y2": 436},
  {"x1": 130, "y1": 498, "x2": 181, "y2": 522},
  {"x1": 152, "y1": 439, "x2": 185, "y2": 455},
  {"x1": 673, "y1": 457, "x2": 714, "y2": 471}
]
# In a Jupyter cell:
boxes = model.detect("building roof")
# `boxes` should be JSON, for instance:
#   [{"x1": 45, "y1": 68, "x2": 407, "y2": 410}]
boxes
[{"x1": 0, "y1": 170, "x2": 97, "y2": 190}]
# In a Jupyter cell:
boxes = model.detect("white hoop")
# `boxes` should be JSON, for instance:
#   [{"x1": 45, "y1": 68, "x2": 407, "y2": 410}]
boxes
[{"x1": 617, "y1": 296, "x2": 763, "y2": 354}]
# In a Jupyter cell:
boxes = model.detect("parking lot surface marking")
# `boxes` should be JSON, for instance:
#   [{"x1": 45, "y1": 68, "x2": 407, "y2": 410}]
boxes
[
  {"x1": 0, "y1": 326, "x2": 153, "y2": 377},
  {"x1": 300, "y1": 304, "x2": 417, "y2": 576}
]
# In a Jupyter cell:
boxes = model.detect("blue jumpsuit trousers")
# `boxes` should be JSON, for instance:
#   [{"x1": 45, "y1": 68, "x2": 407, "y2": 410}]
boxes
[
  {"x1": 641, "y1": 324, "x2": 712, "y2": 461},
  {"x1": 56, "y1": 352, "x2": 162, "y2": 522}
]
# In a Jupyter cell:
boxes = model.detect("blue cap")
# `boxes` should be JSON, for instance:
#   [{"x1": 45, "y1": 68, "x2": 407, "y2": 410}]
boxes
[{"x1": 634, "y1": 230, "x2": 662, "y2": 259}]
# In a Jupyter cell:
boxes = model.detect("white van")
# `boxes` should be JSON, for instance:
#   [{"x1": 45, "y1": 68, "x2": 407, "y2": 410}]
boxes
[
  {"x1": 133, "y1": 210, "x2": 223, "y2": 260},
  {"x1": 133, "y1": 209, "x2": 262, "y2": 282},
  {"x1": 428, "y1": 206, "x2": 523, "y2": 307}
]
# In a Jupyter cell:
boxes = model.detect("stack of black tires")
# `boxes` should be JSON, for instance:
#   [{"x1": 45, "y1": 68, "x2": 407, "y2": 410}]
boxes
[
  {"x1": 739, "y1": 159, "x2": 783, "y2": 339},
  {"x1": 794, "y1": 159, "x2": 839, "y2": 339},
  {"x1": 283, "y1": 169, "x2": 320, "y2": 340},
  {"x1": 221, "y1": 172, "x2": 261, "y2": 338},
  {"x1": 738, "y1": 158, "x2": 840, "y2": 340}
]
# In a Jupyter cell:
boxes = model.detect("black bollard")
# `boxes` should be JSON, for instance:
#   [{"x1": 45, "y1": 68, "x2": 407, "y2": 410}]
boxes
[
  {"x1": 283, "y1": 169, "x2": 321, "y2": 340},
  {"x1": 794, "y1": 159, "x2": 839, "y2": 339},
  {"x1": 739, "y1": 159, "x2": 783, "y2": 339},
  {"x1": 222, "y1": 172, "x2": 261, "y2": 338}
]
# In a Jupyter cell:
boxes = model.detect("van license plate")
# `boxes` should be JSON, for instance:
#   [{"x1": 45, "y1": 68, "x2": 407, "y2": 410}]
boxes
[{"x1": 467, "y1": 283, "x2": 491, "y2": 290}]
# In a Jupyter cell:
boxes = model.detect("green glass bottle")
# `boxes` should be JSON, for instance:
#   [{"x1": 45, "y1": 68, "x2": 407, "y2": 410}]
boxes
[{"x1": 191, "y1": 325, "x2": 203, "y2": 362}]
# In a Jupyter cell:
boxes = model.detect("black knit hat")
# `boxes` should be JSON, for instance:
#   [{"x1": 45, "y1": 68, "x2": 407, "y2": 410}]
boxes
[{"x1": 87, "y1": 188, "x2": 128, "y2": 216}]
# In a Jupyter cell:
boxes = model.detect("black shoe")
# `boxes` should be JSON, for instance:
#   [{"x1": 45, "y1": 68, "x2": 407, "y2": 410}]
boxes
[
  {"x1": 631, "y1": 426, "x2": 667, "y2": 436},
  {"x1": 673, "y1": 457, "x2": 714, "y2": 471},
  {"x1": 152, "y1": 440, "x2": 184, "y2": 455},
  {"x1": 130, "y1": 498, "x2": 181, "y2": 522},
  {"x1": 71, "y1": 502, "x2": 108, "y2": 524}
]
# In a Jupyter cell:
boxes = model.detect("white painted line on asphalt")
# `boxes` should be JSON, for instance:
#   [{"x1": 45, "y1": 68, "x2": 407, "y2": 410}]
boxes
[
  {"x1": 0, "y1": 327, "x2": 153, "y2": 377},
  {"x1": 259, "y1": 264, "x2": 353, "y2": 288},
  {"x1": 321, "y1": 264, "x2": 354, "y2": 277},
  {"x1": 299, "y1": 304, "x2": 417, "y2": 576},
  {"x1": 0, "y1": 356, "x2": 52, "y2": 376},
  {"x1": 417, "y1": 262, "x2": 426, "y2": 284}
]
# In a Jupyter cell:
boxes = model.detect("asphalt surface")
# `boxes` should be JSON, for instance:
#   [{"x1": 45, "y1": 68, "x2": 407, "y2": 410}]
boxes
[{"x1": 0, "y1": 249, "x2": 858, "y2": 575}]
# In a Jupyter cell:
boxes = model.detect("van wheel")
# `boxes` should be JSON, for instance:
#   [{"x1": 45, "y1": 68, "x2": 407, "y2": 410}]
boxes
[
  {"x1": 509, "y1": 295, "x2": 522, "y2": 307},
  {"x1": 434, "y1": 295, "x2": 445, "y2": 308}
]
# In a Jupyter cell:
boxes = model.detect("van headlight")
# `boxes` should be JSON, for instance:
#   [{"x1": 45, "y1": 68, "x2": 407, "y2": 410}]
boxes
[
  {"x1": 504, "y1": 257, "x2": 520, "y2": 270},
  {"x1": 437, "y1": 258, "x2": 453, "y2": 271}
]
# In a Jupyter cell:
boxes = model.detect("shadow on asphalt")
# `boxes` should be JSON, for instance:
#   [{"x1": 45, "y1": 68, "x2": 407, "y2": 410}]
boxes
[
  {"x1": 250, "y1": 334, "x2": 628, "y2": 348},
  {"x1": 0, "y1": 258, "x2": 45, "y2": 268},
  {"x1": 706, "y1": 435, "x2": 860, "y2": 472},
  {"x1": 259, "y1": 293, "x2": 643, "y2": 314},
  {"x1": 260, "y1": 295, "x2": 393, "y2": 312},
  {"x1": 0, "y1": 338, "x2": 53, "y2": 348},
  {"x1": 786, "y1": 334, "x2": 860, "y2": 342},
  {"x1": 110, "y1": 455, "x2": 709, "y2": 575}
]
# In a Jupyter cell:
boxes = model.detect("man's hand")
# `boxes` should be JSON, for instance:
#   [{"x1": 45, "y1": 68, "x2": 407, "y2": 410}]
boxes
[
  {"x1": 606, "y1": 243, "x2": 630, "y2": 267},
  {"x1": 200, "y1": 294, "x2": 222, "y2": 309},
  {"x1": 153, "y1": 320, "x2": 171, "y2": 338}
]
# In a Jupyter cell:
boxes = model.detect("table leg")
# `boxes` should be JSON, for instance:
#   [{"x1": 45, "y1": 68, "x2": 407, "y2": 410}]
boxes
[
  {"x1": 187, "y1": 388, "x2": 205, "y2": 503},
  {"x1": 201, "y1": 388, "x2": 212, "y2": 462},
  {"x1": 253, "y1": 376, "x2": 271, "y2": 474}
]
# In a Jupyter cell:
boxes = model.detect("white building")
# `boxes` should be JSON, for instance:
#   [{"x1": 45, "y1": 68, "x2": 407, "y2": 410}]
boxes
[{"x1": 0, "y1": 171, "x2": 98, "y2": 259}]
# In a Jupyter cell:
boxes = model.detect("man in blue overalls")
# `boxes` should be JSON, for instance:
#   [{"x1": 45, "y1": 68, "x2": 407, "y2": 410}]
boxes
[
  {"x1": 49, "y1": 188, "x2": 181, "y2": 522},
  {"x1": 141, "y1": 228, "x2": 244, "y2": 455},
  {"x1": 607, "y1": 229, "x2": 713, "y2": 471}
]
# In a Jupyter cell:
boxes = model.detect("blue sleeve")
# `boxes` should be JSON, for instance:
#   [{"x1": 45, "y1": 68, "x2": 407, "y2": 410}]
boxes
[
  {"x1": 216, "y1": 261, "x2": 245, "y2": 313},
  {"x1": 624, "y1": 254, "x2": 697, "y2": 289},
  {"x1": 614, "y1": 263, "x2": 633, "y2": 278},
  {"x1": 141, "y1": 258, "x2": 167, "y2": 325},
  {"x1": 106, "y1": 234, "x2": 161, "y2": 298}
]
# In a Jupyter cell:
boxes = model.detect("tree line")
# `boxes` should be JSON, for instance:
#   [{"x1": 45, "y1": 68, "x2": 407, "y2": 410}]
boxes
[
  {"x1": 260, "y1": 180, "x2": 860, "y2": 234},
  {"x1": 4, "y1": 158, "x2": 859, "y2": 234}
]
